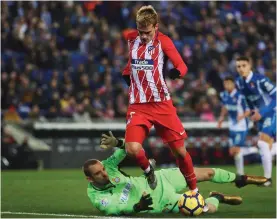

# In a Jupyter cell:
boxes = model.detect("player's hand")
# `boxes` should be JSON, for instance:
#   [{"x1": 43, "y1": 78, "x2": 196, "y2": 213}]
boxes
[
  {"x1": 100, "y1": 131, "x2": 118, "y2": 150},
  {"x1": 169, "y1": 68, "x2": 181, "y2": 80},
  {"x1": 237, "y1": 114, "x2": 245, "y2": 122},
  {"x1": 133, "y1": 192, "x2": 154, "y2": 212},
  {"x1": 250, "y1": 110, "x2": 262, "y2": 122}
]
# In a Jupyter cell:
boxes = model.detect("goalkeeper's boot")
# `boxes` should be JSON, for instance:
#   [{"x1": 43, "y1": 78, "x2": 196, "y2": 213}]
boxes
[
  {"x1": 145, "y1": 159, "x2": 157, "y2": 190},
  {"x1": 209, "y1": 191, "x2": 242, "y2": 205},
  {"x1": 258, "y1": 178, "x2": 272, "y2": 187},
  {"x1": 235, "y1": 174, "x2": 268, "y2": 188}
]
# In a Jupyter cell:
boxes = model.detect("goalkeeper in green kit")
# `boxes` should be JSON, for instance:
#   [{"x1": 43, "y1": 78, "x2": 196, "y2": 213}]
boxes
[{"x1": 84, "y1": 132, "x2": 268, "y2": 216}]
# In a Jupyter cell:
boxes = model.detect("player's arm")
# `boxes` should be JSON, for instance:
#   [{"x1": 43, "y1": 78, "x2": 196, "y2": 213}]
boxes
[
  {"x1": 259, "y1": 77, "x2": 276, "y2": 117},
  {"x1": 122, "y1": 57, "x2": 131, "y2": 86},
  {"x1": 122, "y1": 33, "x2": 137, "y2": 86},
  {"x1": 100, "y1": 131, "x2": 126, "y2": 166},
  {"x1": 237, "y1": 95, "x2": 251, "y2": 122},
  {"x1": 236, "y1": 79, "x2": 255, "y2": 111},
  {"x1": 217, "y1": 106, "x2": 227, "y2": 128},
  {"x1": 217, "y1": 92, "x2": 228, "y2": 128},
  {"x1": 161, "y1": 35, "x2": 188, "y2": 79}
]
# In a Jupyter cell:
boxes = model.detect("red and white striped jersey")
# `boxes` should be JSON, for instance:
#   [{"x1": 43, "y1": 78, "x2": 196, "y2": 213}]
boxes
[{"x1": 123, "y1": 31, "x2": 188, "y2": 104}]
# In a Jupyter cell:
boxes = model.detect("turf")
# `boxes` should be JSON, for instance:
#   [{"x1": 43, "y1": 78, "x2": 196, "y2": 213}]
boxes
[{"x1": 1, "y1": 165, "x2": 276, "y2": 218}]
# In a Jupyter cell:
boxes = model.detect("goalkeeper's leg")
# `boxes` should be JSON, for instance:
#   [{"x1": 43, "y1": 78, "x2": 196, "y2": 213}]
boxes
[
  {"x1": 195, "y1": 168, "x2": 268, "y2": 188},
  {"x1": 203, "y1": 192, "x2": 242, "y2": 214}
]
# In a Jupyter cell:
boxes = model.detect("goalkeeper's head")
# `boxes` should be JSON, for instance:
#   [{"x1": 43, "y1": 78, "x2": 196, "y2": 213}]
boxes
[
  {"x1": 83, "y1": 159, "x2": 110, "y2": 187},
  {"x1": 136, "y1": 5, "x2": 159, "y2": 44}
]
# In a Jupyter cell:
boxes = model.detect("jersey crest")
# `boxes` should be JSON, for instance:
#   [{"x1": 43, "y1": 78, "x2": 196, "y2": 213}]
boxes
[{"x1": 112, "y1": 177, "x2": 120, "y2": 183}]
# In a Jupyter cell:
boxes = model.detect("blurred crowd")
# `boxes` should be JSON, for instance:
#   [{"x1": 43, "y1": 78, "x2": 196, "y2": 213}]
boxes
[{"x1": 1, "y1": 1, "x2": 276, "y2": 122}]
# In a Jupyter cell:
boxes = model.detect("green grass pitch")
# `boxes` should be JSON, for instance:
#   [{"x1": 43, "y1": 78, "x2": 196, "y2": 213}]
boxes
[{"x1": 1, "y1": 165, "x2": 276, "y2": 218}]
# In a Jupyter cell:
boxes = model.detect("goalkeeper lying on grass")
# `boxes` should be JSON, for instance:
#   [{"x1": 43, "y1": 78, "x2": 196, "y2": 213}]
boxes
[{"x1": 83, "y1": 132, "x2": 267, "y2": 216}]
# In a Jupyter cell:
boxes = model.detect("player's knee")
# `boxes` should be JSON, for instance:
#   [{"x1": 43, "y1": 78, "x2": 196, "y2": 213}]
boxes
[
  {"x1": 172, "y1": 146, "x2": 187, "y2": 158},
  {"x1": 259, "y1": 133, "x2": 274, "y2": 146},
  {"x1": 229, "y1": 147, "x2": 240, "y2": 157},
  {"x1": 125, "y1": 142, "x2": 142, "y2": 157},
  {"x1": 168, "y1": 139, "x2": 186, "y2": 157},
  {"x1": 206, "y1": 169, "x2": 215, "y2": 180}
]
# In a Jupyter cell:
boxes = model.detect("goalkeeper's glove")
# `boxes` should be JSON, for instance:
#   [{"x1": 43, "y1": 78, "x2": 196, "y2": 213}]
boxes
[
  {"x1": 169, "y1": 68, "x2": 181, "y2": 80},
  {"x1": 100, "y1": 131, "x2": 125, "y2": 150},
  {"x1": 133, "y1": 192, "x2": 154, "y2": 212}
]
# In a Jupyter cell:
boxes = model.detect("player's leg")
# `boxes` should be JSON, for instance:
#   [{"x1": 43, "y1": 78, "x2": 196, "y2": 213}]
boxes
[
  {"x1": 159, "y1": 166, "x2": 267, "y2": 195},
  {"x1": 229, "y1": 131, "x2": 245, "y2": 175},
  {"x1": 160, "y1": 167, "x2": 236, "y2": 194},
  {"x1": 270, "y1": 113, "x2": 276, "y2": 158},
  {"x1": 257, "y1": 117, "x2": 274, "y2": 185},
  {"x1": 271, "y1": 142, "x2": 276, "y2": 157},
  {"x1": 203, "y1": 192, "x2": 242, "y2": 214},
  {"x1": 169, "y1": 140, "x2": 198, "y2": 192},
  {"x1": 154, "y1": 108, "x2": 198, "y2": 192},
  {"x1": 194, "y1": 167, "x2": 267, "y2": 187},
  {"x1": 125, "y1": 111, "x2": 157, "y2": 189}
]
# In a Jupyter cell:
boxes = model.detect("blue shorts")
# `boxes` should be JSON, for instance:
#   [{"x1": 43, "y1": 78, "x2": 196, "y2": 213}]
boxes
[
  {"x1": 258, "y1": 114, "x2": 276, "y2": 138},
  {"x1": 229, "y1": 131, "x2": 247, "y2": 147}
]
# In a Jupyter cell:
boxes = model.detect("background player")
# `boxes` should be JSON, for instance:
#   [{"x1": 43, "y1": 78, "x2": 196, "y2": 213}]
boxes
[
  {"x1": 236, "y1": 56, "x2": 276, "y2": 186},
  {"x1": 83, "y1": 131, "x2": 267, "y2": 216},
  {"x1": 218, "y1": 77, "x2": 258, "y2": 175},
  {"x1": 122, "y1": 5, "x2": 198, "y2": 193}
]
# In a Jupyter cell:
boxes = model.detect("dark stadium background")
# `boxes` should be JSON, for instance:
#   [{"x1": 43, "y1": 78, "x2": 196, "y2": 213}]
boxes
[
  {"x1": 1, "y1": 1, "x2": 276, "y2": 168},
  {"x1": 1, "y1": 1, "x2": 276, "y2": 218}
]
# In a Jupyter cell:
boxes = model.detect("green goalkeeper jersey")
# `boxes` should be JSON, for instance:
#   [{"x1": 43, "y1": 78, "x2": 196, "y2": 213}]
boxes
[{"x1": 87, "y1": 149, "x2": 182, "y2": 216}]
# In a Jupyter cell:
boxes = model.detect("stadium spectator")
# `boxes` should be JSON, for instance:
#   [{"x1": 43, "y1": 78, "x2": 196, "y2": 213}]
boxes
[{"x1": 1, "y1": 1, "x2": 276, "y2": 121}]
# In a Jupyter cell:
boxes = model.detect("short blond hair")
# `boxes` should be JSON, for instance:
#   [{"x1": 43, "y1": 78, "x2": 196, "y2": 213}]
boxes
[{"x1": 136, "y1": 5, "x2": 158, "y2": 27}]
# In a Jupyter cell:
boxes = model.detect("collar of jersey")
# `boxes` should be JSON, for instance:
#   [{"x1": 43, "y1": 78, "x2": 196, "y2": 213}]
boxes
[
  {"x1": 245, "y1": 71, "x2": 253, "y2": 83},
  {"x1": 230, "y1": 89, "x2": 237, "y2": 97}
]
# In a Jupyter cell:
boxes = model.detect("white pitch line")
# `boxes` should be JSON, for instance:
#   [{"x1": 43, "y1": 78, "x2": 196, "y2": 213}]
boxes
[
  {"x1": 1, "y1": 211, "x2": 150, "y2": 219},
  {"x1": 1, "y1": 211, "x2": 97, "y2": 218}
]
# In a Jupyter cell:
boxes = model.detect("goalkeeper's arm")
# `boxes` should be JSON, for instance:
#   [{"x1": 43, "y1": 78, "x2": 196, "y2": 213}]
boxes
[
  {"x1": 100, "y1": 131, "x2": 126, "y2": 166},
  {"x1": 100, "y1": 131, "x2": 125, "y2": 149}
]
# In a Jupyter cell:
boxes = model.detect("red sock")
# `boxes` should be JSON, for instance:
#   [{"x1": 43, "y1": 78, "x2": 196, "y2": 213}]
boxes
[
  {"x1": 176, "y1": 152, "x2": 197, "y2": 190},
  {"x1": 135, "y1": 148, "x2": 150, "y2": 171}
]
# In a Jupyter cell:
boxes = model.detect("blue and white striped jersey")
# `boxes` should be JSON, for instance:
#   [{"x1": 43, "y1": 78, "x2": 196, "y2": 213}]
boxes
[
  {"x1": 236, "y1": 71, "x2": 276, "y2": 118},
  {"x1": 220, "y1": 89, "x2": 249, "y2": 131}
]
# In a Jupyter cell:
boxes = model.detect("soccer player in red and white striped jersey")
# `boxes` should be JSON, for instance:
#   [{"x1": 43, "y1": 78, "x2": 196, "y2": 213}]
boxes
[{"x1": 122, "y1": 5, "x2": 199, "y2": 194}]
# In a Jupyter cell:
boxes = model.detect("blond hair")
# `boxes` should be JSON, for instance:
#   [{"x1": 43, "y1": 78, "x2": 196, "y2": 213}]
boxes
[{"x1": 136, "y1": 5, "x2": 158, "y2": 27}]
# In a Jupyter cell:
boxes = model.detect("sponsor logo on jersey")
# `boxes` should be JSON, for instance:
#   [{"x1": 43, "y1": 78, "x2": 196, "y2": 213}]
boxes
[
  {"x1": 120, "y1": 182, "x2": 132, "y2": 203},
  {"x1": 100, "y1": 198, "x2": 109, "y2": 207},
  {"x1": 131, "y1": 59, "x2": 154, "y2": 70}
]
